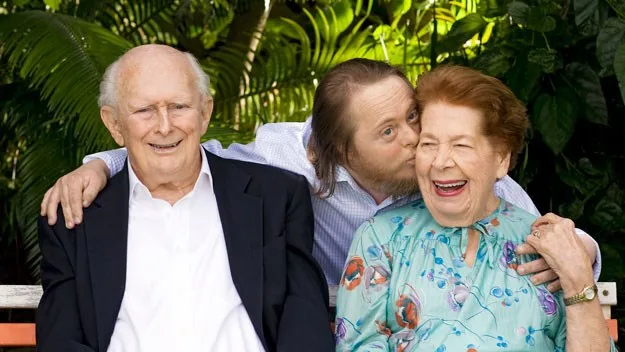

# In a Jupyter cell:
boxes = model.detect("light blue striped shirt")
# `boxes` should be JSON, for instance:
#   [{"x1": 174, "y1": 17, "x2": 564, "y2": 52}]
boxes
[{"x1": 85, "y1": 118, "x2": 601, "y2": 284}]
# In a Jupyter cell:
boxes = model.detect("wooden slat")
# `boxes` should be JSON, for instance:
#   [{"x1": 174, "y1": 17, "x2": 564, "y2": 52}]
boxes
[
  {"x1": 0, "y1": 323, "x2": 36, "y2": 347},
  {"x1": 0, "y1": 285, "x2": 42, "y2": 309},
  {"x1": 607, "y1": 319, "x2": 619, "y2": 342}
]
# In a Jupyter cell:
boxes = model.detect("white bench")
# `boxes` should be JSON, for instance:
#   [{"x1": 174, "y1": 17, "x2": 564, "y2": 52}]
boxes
[
  {"x1": 0, "y1": 283, "x2": 618, "y2": 346},
  {"x1": 0, "y1": 285, "x2": 42, "y2": 346}
]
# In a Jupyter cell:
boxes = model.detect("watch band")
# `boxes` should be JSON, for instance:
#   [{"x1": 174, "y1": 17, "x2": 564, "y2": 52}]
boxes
[{"x1": 563, "y1": 284, "x2": 598, "y2": 306}]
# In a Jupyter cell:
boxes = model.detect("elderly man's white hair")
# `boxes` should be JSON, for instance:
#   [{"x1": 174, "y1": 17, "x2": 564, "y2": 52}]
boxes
[{"x1": 97, "y1": 50, "x2": 210, "y2": 108}]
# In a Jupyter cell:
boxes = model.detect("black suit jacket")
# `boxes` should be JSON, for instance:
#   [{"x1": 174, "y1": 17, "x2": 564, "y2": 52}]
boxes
[{"x1": 36, "y1": 149, "x2": 334, "y2": 352}]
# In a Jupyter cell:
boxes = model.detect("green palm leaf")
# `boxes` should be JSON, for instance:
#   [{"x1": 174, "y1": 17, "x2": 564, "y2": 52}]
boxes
[
  {"x1": 99, "y1": 0, "x2": 184, "y2": 45},
  {"x1": 207, "y1": 0, "x2": 375, "y2": 131},
  {"x1": 13, "y1": 123, "x2": 84, "y2": 277},
  {"x1": 0, "y1": 10, "x2": 132, "y2": 151}
]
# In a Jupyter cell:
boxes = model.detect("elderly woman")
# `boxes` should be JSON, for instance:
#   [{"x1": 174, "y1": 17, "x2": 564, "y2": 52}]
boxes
[{"x1": 335, "y1": 66, "x2": 615, "y2": 351}]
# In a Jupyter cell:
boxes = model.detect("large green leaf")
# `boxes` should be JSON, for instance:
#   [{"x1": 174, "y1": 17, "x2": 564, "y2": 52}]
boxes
[
  {"x1": 99, "y1": 0, "x2": 184, "y2": 45},
  {"x1": 615, "y1": 42, "x2": 625, "y2": 106},
  {"x1": 12, "y1": 122, "x2": 85, "y2": 277},
  {"x1": 508, "y1": 1, "x2": 556, "y2": 32},
  {"x1": 528, "y1": 48, "x2": 561, "y2": 73},
  {"x1": 564, "y1": 63, "x2": 609, "y2": 125},
  {"x1": 44, "y1": 0, "x2": 61, "y2": 11},
  {"x1": 555, "y1": 156, "x2": 609, "y2": 196},
  {"x1": 390, "y1": 0, "x2": 411, "y2": 27},
  {"x1": 436, "y1": 13, "x2": 488, "y2": 54},
  {"x1": 478, "y1": 0, "x2": 510, "y2": 17},
  {"x1": 314, "y1": 0, "x2": 354, "y2": 41},
  {"x1": 506, "y1": 54, "x2": 543, "y2": 102},
  {"x1": 207, "y1": 3, "x2": 372, "y2": 130},
  {"x1": 532, "y1": 89, "x2": 579, "y2": 154},
  {"x1": 604, "y1": 0, "x2": 625, "y2": 19},
  {"x1": 596, "y1": 18, "x2": 625, "y2": 75},
  {"x1": 573, "y1": 0, "x2": 601, "y2": 36},
  {"x1": 472, "y1": 46, "x2": 515, "y2": 76},
  {"x1": 0, "y1": 11, "x2": 133, "y2": 151}
]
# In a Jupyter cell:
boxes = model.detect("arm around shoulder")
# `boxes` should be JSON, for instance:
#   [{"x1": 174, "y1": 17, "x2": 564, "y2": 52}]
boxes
[{"x1": 277, "y1": 175, "x2": 334, "y2": 352}]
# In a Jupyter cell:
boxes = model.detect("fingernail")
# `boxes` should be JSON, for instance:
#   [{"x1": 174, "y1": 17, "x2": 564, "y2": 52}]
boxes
[
  {"x1": 517, "y1": 267, "x2": 525, "y2": 275},
  {"x1": 67, "y1": 222, "x2": 73, "y2": 228},
  {"x1": 75, "y1": 217, "x2": 80, "y2": 223}
]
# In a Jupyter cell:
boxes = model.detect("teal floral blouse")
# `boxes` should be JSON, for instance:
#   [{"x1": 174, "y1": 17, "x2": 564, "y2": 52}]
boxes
[{"x1": 335, "y1": 198, "x2": 616, "y2": 351}]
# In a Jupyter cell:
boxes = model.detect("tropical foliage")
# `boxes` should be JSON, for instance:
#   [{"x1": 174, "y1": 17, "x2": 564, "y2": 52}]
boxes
[{"x1": 1, "y1": 0, "x2": 624, "y2": 344}]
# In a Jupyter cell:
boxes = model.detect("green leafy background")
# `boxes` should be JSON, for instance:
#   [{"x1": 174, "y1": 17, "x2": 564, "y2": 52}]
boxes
[{"x1": 1, "y1": 0, "x2": 624, "y2": 347}]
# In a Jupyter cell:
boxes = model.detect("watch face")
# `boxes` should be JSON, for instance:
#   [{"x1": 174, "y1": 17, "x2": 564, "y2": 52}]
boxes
[{"x1": 584, "y1": 287, "x2": 596, "y2": 300}]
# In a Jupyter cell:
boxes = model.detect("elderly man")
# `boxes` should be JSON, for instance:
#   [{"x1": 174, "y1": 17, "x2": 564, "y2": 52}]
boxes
[
  {"x1": 41, "y1": 59, "x2": 601, "y2": 290},
  {"x1": 36, "y1": 45, "x2": 333, "y2": 352}
]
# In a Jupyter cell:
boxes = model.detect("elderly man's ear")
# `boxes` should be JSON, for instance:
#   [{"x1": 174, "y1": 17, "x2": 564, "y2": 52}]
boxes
[
  {"x1": 200, "y1": 97, "x2": 214, "y2": 134},
  {"x1": 100, "y1": 106, "x2": 125, "y2": 146}
]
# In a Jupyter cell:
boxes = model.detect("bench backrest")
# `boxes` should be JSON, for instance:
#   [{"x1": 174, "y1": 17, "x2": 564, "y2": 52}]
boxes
[
  {"x1": 0, "y1": 285, "x2": 41, "y2": 347},
  {"x1": 0, "y1": 283, "x2": 618, "y2": 346}
]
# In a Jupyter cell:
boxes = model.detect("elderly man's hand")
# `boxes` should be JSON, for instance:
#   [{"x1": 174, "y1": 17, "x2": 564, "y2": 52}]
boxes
[
  {"x1": 514, "y1": 243, "x2": 562, "y2": 292},
  {"x1": 518, "y1": 213, "x2": 595, "y2": 296},
  {"x1": 40, "y1": 159, "x2": 110, "y2": 228}
]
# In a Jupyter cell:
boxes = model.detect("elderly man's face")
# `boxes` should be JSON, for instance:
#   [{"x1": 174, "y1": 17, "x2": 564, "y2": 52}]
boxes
[{"x1": 102, "y1": 56, "x2": 211, "y2": 180}]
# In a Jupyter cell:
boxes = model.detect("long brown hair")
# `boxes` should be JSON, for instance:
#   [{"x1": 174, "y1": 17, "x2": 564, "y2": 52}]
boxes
[{"x1": 308, "y1": 58, "x2": 413, "y2": 197}]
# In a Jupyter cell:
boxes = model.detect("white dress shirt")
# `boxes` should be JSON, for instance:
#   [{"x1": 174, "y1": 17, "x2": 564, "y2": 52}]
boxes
[
  {"x1": 107, "y1": 150, "x2": 265, "y2": 352},
  {"x1": 86, "y1": 117, "x2": 601, "y2": 285}
]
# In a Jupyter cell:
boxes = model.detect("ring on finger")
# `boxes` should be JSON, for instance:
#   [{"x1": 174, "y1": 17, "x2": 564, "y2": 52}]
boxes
[{"x1": 531, "y1": 229, "x2": 541, "y2": 239}]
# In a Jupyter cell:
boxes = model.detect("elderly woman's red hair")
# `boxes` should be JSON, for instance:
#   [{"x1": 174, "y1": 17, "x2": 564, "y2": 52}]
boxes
[{"x1": 415, "y1": 66, "x2": 528, "y2": 169}]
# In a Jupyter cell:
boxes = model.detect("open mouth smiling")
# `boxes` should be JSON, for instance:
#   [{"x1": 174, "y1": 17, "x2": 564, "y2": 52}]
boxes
[
  {"x1": 433, "y1": 180, "x2": 467, "y2": 195},
  {"x1": 149, "y1": 140, "x2": 182, "y2": 150}
]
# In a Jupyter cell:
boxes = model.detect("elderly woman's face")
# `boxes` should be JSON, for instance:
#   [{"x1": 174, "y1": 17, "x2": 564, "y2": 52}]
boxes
[{"x1": 415, "y1": 102, "x2": 510, "y2": 227}]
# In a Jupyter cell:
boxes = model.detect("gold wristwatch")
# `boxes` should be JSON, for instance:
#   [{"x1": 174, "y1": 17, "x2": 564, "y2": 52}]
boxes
[{"x1": 563, "y1": 284, "x2": 598, "y2": 306}]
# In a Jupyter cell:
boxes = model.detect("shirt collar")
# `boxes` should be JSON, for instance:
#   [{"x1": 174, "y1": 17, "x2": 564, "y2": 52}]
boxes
[
  {"x1": 127, "y1": 146, "x2": 213, "y2": 201},
  {"x1": 454, "y1": 198, "x2": 507, "y2": 269}
]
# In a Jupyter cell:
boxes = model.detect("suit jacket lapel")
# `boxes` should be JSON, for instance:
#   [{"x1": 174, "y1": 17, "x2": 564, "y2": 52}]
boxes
[
  {"x1": 206, "y1": 150, "x2": 265, "y2": 346},
  {"x1": 85, "y1": 163, "x2": 129, "y2": 352}
]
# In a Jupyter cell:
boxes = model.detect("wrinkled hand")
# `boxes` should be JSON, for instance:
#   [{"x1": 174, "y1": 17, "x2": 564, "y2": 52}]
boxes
[
  {"x1": 522, "y1": 213, "x2": 594, "y2": 296},
  {"x1": 515, "y1": 243, "x2": 561, "y2": 292},
  {"x1": 40, "y1": 159, "x2": 110, "y2": 228}
]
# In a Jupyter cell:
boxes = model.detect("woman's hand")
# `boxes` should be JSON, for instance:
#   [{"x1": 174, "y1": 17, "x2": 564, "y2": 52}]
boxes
[{"x1": 523, "y1": 214, "x2": 595, "y2": 297}]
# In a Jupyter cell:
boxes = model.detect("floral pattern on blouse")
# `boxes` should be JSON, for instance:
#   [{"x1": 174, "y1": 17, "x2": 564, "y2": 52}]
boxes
[{"x1": 335, "y1": 198, "x2": 608, "y2": 352}]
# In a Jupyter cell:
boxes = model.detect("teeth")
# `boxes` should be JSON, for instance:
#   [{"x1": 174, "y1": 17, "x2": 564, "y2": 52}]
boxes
[
  {"x1": 150, "y1": 141, "x2": 180, "y2": 149},
  {"x1": 434, "y1": 181, "x2": 466, "y2": 188}
]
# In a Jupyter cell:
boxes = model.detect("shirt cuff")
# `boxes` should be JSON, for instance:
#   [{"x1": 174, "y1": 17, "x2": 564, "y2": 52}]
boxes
[
  {"x1": 83, "y1": 148, "x2": 127, "y2": 178},
  {"x1": 575, "y1": 228, "x2": 601, "y2": 282}
]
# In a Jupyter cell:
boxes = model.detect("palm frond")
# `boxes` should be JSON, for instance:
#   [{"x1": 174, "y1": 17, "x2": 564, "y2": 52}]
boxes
[
  {"x1": 0, "y1": 10, "x2": 132, "y2": 152},
  {"x1": 98, "y1": 0, "x2": 184, "y2": 45},
  {"x1": 207, "y1": 0, "x2": 375, "y2": 132},
  {"x1": 14, "y1": 134, "x2": 84, "y2": 278}
]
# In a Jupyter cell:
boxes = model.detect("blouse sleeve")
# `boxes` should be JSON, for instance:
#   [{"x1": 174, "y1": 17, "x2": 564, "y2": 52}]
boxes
[{"x1": 335, "y1": 219, "x2": 394, "y2": 352}]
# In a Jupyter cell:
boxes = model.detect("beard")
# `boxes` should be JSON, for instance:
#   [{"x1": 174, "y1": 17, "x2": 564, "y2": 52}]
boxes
[{"x1": 347, "y1": 155, "x2": 420, "y2": 198}]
